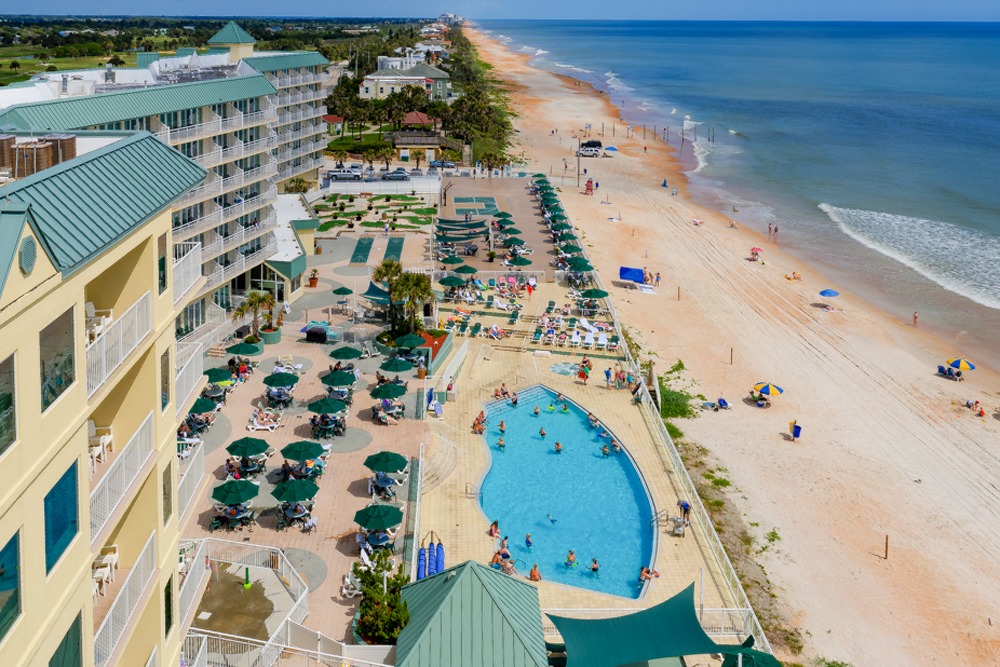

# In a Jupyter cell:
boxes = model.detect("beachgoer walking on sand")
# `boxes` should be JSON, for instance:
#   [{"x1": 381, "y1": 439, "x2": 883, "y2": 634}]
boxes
[
  {"x1": 605, "y1": 367, "x2": 613, "y2": 388},
  {"x1": 655, "y1": 272, "x2": 661, "y2": 287},
  {"x1": 773, "y1": 225, "x2": 779, "y2": 237},
  {"x1": 768, "y1": 223, "x2": 772, "y2": 236},
  {"x1": 913, "y1": 311, "x2": 919, "y2": 327}
]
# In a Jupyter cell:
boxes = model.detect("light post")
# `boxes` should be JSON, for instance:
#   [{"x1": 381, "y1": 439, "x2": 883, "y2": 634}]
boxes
[{"x1": 576, "y1": 137, "x2": 581, "y2": 188}]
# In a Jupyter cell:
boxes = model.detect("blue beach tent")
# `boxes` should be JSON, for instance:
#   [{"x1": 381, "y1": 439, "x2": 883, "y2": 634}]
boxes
[{"x1": 619, "y1": 266, "x2": 645, "y2": 284}]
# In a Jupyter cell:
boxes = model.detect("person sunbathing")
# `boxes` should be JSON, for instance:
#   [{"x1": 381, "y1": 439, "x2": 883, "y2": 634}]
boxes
[{"x1": 254, "y1": 409, "x2": 277, "y2": 426}]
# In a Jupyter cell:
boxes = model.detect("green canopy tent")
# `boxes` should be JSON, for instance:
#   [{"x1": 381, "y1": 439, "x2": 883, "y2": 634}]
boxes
[
  {"x1": 548, "y1": 583, "x2": 779, "y2": 667},
  {"x1": 361, "y1": 281, "x2": 404, "y2": 306},
  {"x1": 435, "y1": 233, "x2": 488, "y2": 244},
  {"x1": 436, "y1": 217, "x2": 488, "y2": 225}
]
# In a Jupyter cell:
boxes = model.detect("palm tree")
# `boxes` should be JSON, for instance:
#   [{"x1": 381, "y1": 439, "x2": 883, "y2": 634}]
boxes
[
  {"x1": 395, "y1": 272, "x2": 435, "y2": 332},
  {"x1": 372, "y1": 259, "x2": 404, "y2": 330},
  {"x1": 232, "y1": 290, "x2": 275, "y2": 338},
  {"x1": 376, "y1": 144, "x2": 395, "y2": 171},
  {"x1": 331, "y1": 149, "x2": 349, "y2": 167},
  {"x1": 285, "y1": 177, "x2": 309, "y2": 194}
]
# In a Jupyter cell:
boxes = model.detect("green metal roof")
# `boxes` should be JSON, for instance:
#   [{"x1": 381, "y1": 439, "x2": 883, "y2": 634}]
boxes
[
  {"x1": 0, "y1": 75, "x2": 277, "y2": 132},
  {"x1": 265, "y1": 254, "x2": 306, "y2": 281},
  {"x1": 398, "y1": 561, "x2": 547, "y2": 667},
  {"x1": 176, "y1": 47, "x2": 197, "y2": 57},
  {"x1": 291, "y1": 219, "x2": 320, "y2": 231},
  {"x1": 243, "y1": 51, "x2": 329, "y2": 73},
  {"x1": 0, "y1": 204, "x2": 58, "y2": 296},
  {"x1": 208, "y1": 21, "x2": 256, "y2": 45},
  {"x1": 0, "y1": 132, "x2": 206, "y2": 275}
]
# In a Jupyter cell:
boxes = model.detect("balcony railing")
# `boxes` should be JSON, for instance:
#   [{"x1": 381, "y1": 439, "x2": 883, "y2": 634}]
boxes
[
  {"x1": 178, "y1": 302, "x2": 229, "y2": 348},
  {"x1": 278, "y1": 158, "x2": 325, "y2": 183},
  {"x1": 90, "y1": 413, "x2": 154, "y2": 541},
  {"x1": 175, "y1": 342, "x2": 204, "y2": 420},
  {"x1": 86, "y1": 292, "x2": 152, "y2": 397},
  {"x1": 220, "y1": 188, "x2": 277, "y2": 224},
  {"x1": 177, "y1": 173, "x2": 222, "y2": 208},
  {"x1": 277, "y1": 125, "x2": 325, "y2": 146},
  {"x1": 201, "y1": 213, "x2": 277, "y2": 260},
  {"x1": 166, "y1": 116, "x2": 223, "y2": 144},
  {"x1": 178, "y1": 540, "x2": 208, "y2": 633},
  {"x1": 178, "y1": 439, "x2": 206, "y2": 523},
  {"x1": 277, "y1": 141, "x2": 326, "y2": 165},
  {"x1": 173, "y1": 207, "x2": 223, "y2": 242},
  {"x1": 173, "y1": 242, "x2": 202, "y2": 306},
  {"x1": 279, "y1": 109, "x2": 304, "y2": 124},
  {"x1": 221, "y1": 162, "x2": 279, "y2": 193},
  {"x1": 203, "y1": 242, "x2": 276, "y2": 292},
  {"x1": 94, "y1": 530, "x2": 157, "y2": 667}
]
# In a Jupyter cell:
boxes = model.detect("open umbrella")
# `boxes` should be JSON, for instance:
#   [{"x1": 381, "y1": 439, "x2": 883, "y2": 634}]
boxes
[
  {"x1": 308, "y1": 397, "x2": 348, "y2": 414},
  {"x1": 750, "y1": 247, "x2": 763, "y2": 254},
  {"x1": 226, "y1": 342, "x2": 261, "y2": 356},
  {"x1": 532, "y1": 173, "x2": 546, "y2": 178},
  {"x1": 508, "y1": 256, "x2": 533, "y2": 266},
  {"x1": 272, "y1": 478, "x2": 320, "y2": 504},
  {"x1": 753, "y1": 382, "x2": 784, "y2": 396},
  {"x1": 567, "y1": 259, "x2": 594, "y2": 271},
  {"x1": 818, "y1": 289, "x2": 840, "y2": 298},
  {"x1": 332, "y1": 286, "x2": 354, "y2": 296},
  {"x1": 204, "y1": 367, "x2": 232, "y2": 383},
  {"x1": 504, "y1": 237, "x2": 526, "y2": 246},
  {"x1": 501, "y1": 227, "x2": 522, "y2": 235},
  {"x1": 580, "y1": 288, "x2": 609, "y2": 299},
  {"x1": 364, "y1": 450, "x2": 409, "y2": 473},
  {"x1": 559, "y1": 244, "x2": 584, "y2": 254},
  {"x1": 381, "y1": 357, "x2": 414, "y2": 373},
  {"x1": 371, "y1": 383, "x2": 407, "y2": 400},
  {"x1": 282, "y1": 440, "x2": 328, "y2": 461},
  {"x1": 551, "y1": 222, "x2": 573, "y2": 231},
  {"x1": 226, "y1": 436, "x2": 269, "y2": 458},
  {"x1": 454, "y1": 264, "x2": 479, "y2": 275},
  {"x1": 329, "y1": 345, "x2": 363, "y2": 360},
  {"x1": 211, "y1": 479, "x2": 260, "y2": 506},
  {"x1": 321, "y1": 370, "x2": 356, "y2": 387},
  {"x1": 189, "y1": 397, "x2": 218, "y2": 414},
  {"x1": 354, "y1": 503, "x2": 404, "y2": 531},
  {"x1": 394, "y1": 333, "x2": 426, "y2": 349},
  {"x1": 440, "y1": 255, "x2": 465, "y2": 265},
  {"x1": 549, "y1": 213, "x2": 569, "y2": 221},
  {"x1": 263, "y1": 372, "x2": 299, "y2": 388},
  {"x1": 947, "y1": 358, "x2": 976, "y2": 371},
  {"x1": 494, "y1": 211, "x2": 513, "y2": 219},
  {"x1": 557, "y1": 232, "x2": 577, "y2": 240},
  {"x1": 439, "y1": 275, "x2": 465, "y2": 288}
]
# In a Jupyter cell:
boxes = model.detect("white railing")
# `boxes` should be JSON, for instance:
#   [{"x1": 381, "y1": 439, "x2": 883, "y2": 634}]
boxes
[
  {"x1": 173, "y1": 207, "x2": 223, "y2": 241},
  {"x1": 304, "y1": 106, "x2": 327, "y2": 121},
  {"x1": 178, "y1": 173, "x2": 222, "y2": 207},
  {"x1": 201, "y1": 213, "x2": 277, "y2": 259},
  {"x1": 204, "y1": 540, "x2": 310, "y2": 626},
  {"x1": 173, "y1": 242, "x2": 203, "y2": 305},
  {"x1": 94, "y1": 530, "x2": 157, "y2": 667},
  {"x1": 177, "y1": 440, "x2": 206, "y2": 523},
  {"x1": 184, "y1": 630, "x2": 394, "y2": 667},
  {"x1": 167, "y1": 116, "x2": 223, "y2": 144},
  {"x1": 279, "y1": 109, "x2": 305, "y2": 124},
  {"x1": 193, "y1": 147, "x2": 224, "y2": 169},
  {"x1": 322, "y1": 176, "x2": 441, "y2": 196},
  {"x1": 86, "y1": 291, "x2": 153, "y2": 397},
  {"x1": 277, "y1": 125, "x2": 324, "y2": 145},
  {"x1": 144, "y1": 646, "x2": 158, "y2": 667},
  {"x1": 220, "y1": 163, "x2": 277, "y2": 194},
  {"x1": 175, "y1": 342, "x2": 204, "y2": 420},
  {"x1": 203, "y1": 242, "x2": 276, "y2": 292},
  {"x1": 90, "y1": 413, "x2": 155, "y2": 541},
  {"x1": 220, "y1": 188, "x2": 277, "y2": 224},
  {"x1": 278, "y1": 158, "x2": 325, "y2": 182},
  {"x1": 219, "y1": 112, "x2": 246, "y2": 133},
  {"x1": 178, "y1": 539, "x2": 209, "y2": 631},
  {"x1": 178, "y1": 302, "x2": 234, "y2": 349}
]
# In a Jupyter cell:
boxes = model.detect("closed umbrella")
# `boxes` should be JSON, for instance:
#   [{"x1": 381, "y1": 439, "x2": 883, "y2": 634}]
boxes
[
  {"x1": 211, "y1": 479, "x2": 260, "y2": 506},
  {"x1": 508, "y1": 256, "x2": 533, "y2": 266},
  {"x1": 204, "y1": 367, "x2": 232, "y2": 383},
  {"x1": 439, "y1": 275, "x2": 466, "y2": 288},
  {"x1": 271, "y1": 479, "x2": 320, "y2": 503},
  {"x1": 381, "y1": 357, "x2": 414, "y2": 372},
  {"x1": 440, "y1": 255, "x2": 464, "y2": 265},
  {"x1": 426, "y1": 537, "x2": 438, "y2": 576},
  {"x1": 371, "y1": 383, "x2": 407, "y2": 400},
  {"x1": 189, "y1": 397, "x2": 217, "y2": 414},
  {"x1": 263, "y1": 372, "x2": 299, "y2": 388},
  {"x1": 329, "y1": 345, "x2": 363, "y2": 360},
  {"x1": 753, "y1": 382, "x2": 784, "y2": 396},
  {"x1": 435, "y1": 540, "x2": 445, "y2": 573},
  {"x1": 394, "y1": 333, "x2": 426, "y2": 349},
  {"x1": 947, "y1": 358, "x2": 976, "y2": 371},
  {"x1": 308, "y1": 397, "x2": 348, "y2": 414},
  {"x1": 226, "y1": 342, "x2": 261, "y2": 356},
  {"x1": 364, "y1": 450, "x2": 409, "y2": 473},
  {"x1": 281, "y1": 440, "x2": 328, "y2": 461},
  {"x1": 580, "y1": 288, "x2": 609, "y2": 299},
  {"x1": 354, "y1": 503, "x2": 404, "y2": 531},
  {"x1": 417, "y1": 545, "x2": 427, "y2": 579},
  {"x1": 332, "y1": 286, "x2": 354, "y2": 296},
  {"x1": 226, "y1": 436, "x2": 269, "y2": 458},
  {"x1": 320, "y1": 370, "x2": 356, "y2": 387},
  {"x1": 454, "y1": 265, "x2": 479, "y2": 275}
]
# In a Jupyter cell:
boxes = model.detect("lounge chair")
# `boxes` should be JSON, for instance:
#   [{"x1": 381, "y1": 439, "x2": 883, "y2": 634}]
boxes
[
  {"x1": 569, "y1": 331, "x2": 581, "y2": 348},
  {"x1": 936, "y1": 365, "x2": 948, "y2": 377},
  {"x1": 543, "y1": 328, "x2": 555, "y2": 345},
  {"x1": 546, "y1": 300, "x2": 556, "y2": 313},
  {"x1": 608, "y1": 335, "x2": 620, "y2": 351},
  {"x1": 596, "y1": 332, "x2": 608, "y2": 349},
  {"x1": 583, "y1": 332, "x2": 595, "y2": 349},
  {"x1": 556, "y1": 333, "x2": 568, "y2": 347},
  {"x1": 485, "y1": 295, "x2": 495, "y2": 309},
  {"x1": 580, "y1": 318, "x2": 598, "y2": 333},
  {"x1": 531, "y1": 328, "x2": 543, "y2": 344},
  {"x1": 469, "y1": 322, "x2": 482, "y2": 338},
  {"x1": 457, "y1": 320, "x2": 469, "y2": 336}
]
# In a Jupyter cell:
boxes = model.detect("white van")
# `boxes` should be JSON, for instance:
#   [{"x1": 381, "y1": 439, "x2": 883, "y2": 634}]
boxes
[{"x1": 577, "y1": 146, "x2": 601, "y2": 158}]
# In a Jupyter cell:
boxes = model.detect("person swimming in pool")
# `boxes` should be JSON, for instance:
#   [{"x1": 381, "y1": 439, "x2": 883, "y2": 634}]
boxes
[
  {"x1": 497, "y1": 437, "x2": 505, "y2": 450},
  {"x1": 587, "y1": 412, "x2": 598, "y2": 427},
  {"x1": 547, "y1": 514, "x2": 558, "y2": 524},
  {"x1": 601, "y1": 444, "x2": 609, "y2": 457},
  {"x1": 539, "y1": 427, "x2": 546, "y2": 439},
  {"x1": 612, "y1": 439, "x2": 621, "y2": 452},
  {"x1": 565, "y1": 550, "x2": 576, "y2": 567},
  {"x1": 525, "y1": 533, "x2": 533, "y2": 548},
  {"x1": 547, "y1": 403, "x2": 555, "y2": 412},
  {"x1": 589, "y1": 558, "x2": 600, "y2": 574},
  {"x1": 534, "y1": 405, "x2": 540, "y2": 416},
  {"x1": 555, "y1": 441, "x2": 563, "y2": 453},
  {"x1": 499, "y1": 419, "x2": 506, "y2": 434},
  {"x1": 556, "y1": 393, "x2": 564, "y2": 402},
  {"x1": 561, "y1": 403, "x2": 569, "y2": 413}
]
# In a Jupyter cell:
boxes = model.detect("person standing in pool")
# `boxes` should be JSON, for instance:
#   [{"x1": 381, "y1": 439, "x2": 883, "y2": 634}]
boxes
[
  {"x1": 499, "y1": 419, "x2": 506, "y2": 434},
  {"x1": 565, "y1": 550, "x2": 576, "y2": 567},
  {"x1": 555, "y1": 441, "x2": 563, "y2": 453},
  {"x1": 539, "y1": 427, "x2": 546, "y2": 439},
  {"x1": 601, "y1": 444, "x2": 610, "y2": 457},
  {"x1": 589, "y1": 558, "x2": 600, "y2": 574},
  {"x1": 534, "y1": 405, "x2": 540, "y2": 416},
  {"x1": 525, "y1": 533, "x2": 533, "y2": 548},
  {"x1": 511, "y1": 392, "x2": 519, "y2": 407},
  {"x1": 497, "y1": 437, "x2": 505, "y2": 450}
]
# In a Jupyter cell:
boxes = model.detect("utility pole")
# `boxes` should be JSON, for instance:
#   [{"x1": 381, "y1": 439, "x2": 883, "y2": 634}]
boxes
[{"x1": 576, "y1": 137, "x2": 581, "y2": 188}]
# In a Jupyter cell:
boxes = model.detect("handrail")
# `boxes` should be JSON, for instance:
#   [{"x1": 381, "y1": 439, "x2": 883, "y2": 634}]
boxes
[
  {"x1": 172, "y1": 242, "x2": 202, "y2": 305},
  {"x1": 89, "y1": 413, "x2": 154, "y2": 541},
  {"x1": 94, "y1": 530, "x2": 157, "y2": 666},
  {"x1": 86, "y1": 291, "x2": 152, "y2": 397}
]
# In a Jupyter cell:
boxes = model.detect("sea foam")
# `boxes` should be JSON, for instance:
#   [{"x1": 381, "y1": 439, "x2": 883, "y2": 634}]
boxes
[
  {"x1": 820, "y1": 204, "x2": 1000, "y2": 310},
  {"x1": 555, "y1": 63, "x2": 594, "y2": 74},
  {"x1": 603, "y1": 71, "x2": 635, "y2": 93}
]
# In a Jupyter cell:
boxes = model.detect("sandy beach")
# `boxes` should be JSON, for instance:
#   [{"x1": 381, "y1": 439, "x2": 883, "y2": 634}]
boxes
[{"x1": 466, "y1": 26, "x2": 1000, "y2": 666}]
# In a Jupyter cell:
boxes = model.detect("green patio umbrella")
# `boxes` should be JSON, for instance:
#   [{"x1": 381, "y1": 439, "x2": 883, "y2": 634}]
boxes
[
  {"x1": 271, "y1": 478, "x2": 320, "y2": 504},
  {"x1": 332, "y1": 286, "x2": 354, "y2": 296},
  {"x1": 226, "y1": 342, "x2": 261, "y2": 356},
  {"x1": 189, "y1": 397, "x2": 218, "y2": 414},
  {"x1": 508, "y1": 256, "x2": 533, "y2": 266},
  {"x1": 320, "y1": 370, "x2": 356, "y2": 387},
  {"x1": 440, "y1": 255, "x2": 465, "y2": 265},
  {"x1": 567, "y1": 259, "x2": 594, "y2": 271},
  {"x1": 370, "y1": 383, "x2": 407, "y2": 400},
  {"x1": 580, "y1": 288, "x2": 610, "y2": 299},
  {"x1": 364, "y1": 451, "x2": 409, "y2": 473},
  {"x1": 541, "y1": 195, "x2": 560, "y2": 203},
  {"x1": 501, "y1": 227, "x2": 522, "y2": 235},
  {"x1": 549, "y1": 212, "x2": 569, "y2": 220},
  {"x1": 308, "y1": 397, "x2": 348, "y2": 414},
  {"x1": 504, "y1": 237, "x2": 526, "y2": 246},
  {"x1": 329, "y1": 345, "x2": 363, "y2": 360},
  {"x1": 494, "y1": 211, "x2": 513, "y2": 219},
  {"x1": 532, "y1": 173, "x2": 546, "y2": 178},
  {"x1": 263, "y1": 372, "x2": 299, "y2": 388},
  {"x1": 204, "y1": 367, "x2": 232, "y2": 383},
  {"x1": 536, "y1": 186, "x2": 555, "y2": 192},
  {"x1": 282, "y1": 440, "x2": 328, "y2": 461},
  {"x1": 211, "y1": 479, "x2": 260, "y2": 506},
  {"x1": 439, "y1": 275, "x2": 465, "y2": 288},
  {"x1": 559, "y1": 244, "x2": 584, "y2": 254},
  {"x1": 354, "y1": 503, "x2": 404, "y2": 531},
  {"x1": 226, "y1": 436, "x2": 269, "y2": 458},
  {"x1": 551, "y1": 222, "x2": 573, "y2": 231},
  {"x1": 454, "y1": 264, "x2": 479, "y2": 275},
  {"x1": 394, "y1": 333, "x2": 426, "y2": 348},
  {"x1": 380, "y1": 357, "x2": 414, "y2": 373},
  {"x1": 557, "y1": 232, "x2": 577, "y2": 240}
]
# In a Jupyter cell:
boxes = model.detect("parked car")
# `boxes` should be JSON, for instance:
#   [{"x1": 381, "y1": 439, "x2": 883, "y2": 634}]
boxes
[
  {"x1": 429, "y1": 160, "x2": 456, "y2": 168},
  {"x1": 577, "y1": 147, "x2": 601, "y2": 158},
  {"x1": 382, "y1": 172, "x2": 411, "y2": 181},
  {"x1": 328, "y1": 168, "x2": 361, "y2": 180},
  {"x1": 427, "y1": 166, "x2": 439, "y2": 175},
  {"x1": 409, "y1": 169, "x2": 424, "y2": 176},
  {"x1": 581, "y1": 140, "x2": 603, "y2": 149}
]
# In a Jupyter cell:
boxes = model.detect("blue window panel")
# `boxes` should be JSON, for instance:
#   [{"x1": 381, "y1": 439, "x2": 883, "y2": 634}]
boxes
[
  {"x1": 48, "y1": 613, "x2": 82, "y2": 667},
  {"x1": 0, "y1": 531, "x2": 20, "y2": 641},
  {"x1": 44, "y1": 463, "x2": 79, "y2": 573}
]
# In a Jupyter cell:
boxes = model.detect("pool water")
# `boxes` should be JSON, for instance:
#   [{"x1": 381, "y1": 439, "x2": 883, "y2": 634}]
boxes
[{"x1": 479, "y1": 386, "x2": 655, "y2": 598}]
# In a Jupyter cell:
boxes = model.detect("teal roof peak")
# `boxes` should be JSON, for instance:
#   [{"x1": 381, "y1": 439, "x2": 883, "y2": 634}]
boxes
[{"x1": 208, "y1": 22, "x2": 256, "y2": 45}]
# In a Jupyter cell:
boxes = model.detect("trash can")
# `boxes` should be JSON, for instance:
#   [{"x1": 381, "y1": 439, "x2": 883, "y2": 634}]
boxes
[
  {"x1": 791, "y1": 423, "x2": 802, "y2": 440},
  {"x1": 417, "y1": 368, "x2": 427, "y2": 379}
]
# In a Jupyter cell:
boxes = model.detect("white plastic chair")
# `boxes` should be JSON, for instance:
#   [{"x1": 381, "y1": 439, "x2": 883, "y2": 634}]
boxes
[
  {"x1": 597, "y1": 333, "x2": 608, "y2": 349},
  {"x1": 584, "y1": 332, "x2": 595, "y2": 349},
  {"x1": 569, "y1": 331, "x2": 581, "y2": 348}
]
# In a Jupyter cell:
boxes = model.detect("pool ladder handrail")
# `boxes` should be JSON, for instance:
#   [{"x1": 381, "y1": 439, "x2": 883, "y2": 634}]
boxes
[{"x1": 651, "y1": 508, "x2": 672, "y2": 525}]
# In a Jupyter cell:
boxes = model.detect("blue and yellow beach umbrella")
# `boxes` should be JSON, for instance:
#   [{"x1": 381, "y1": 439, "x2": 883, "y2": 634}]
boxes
[
  {"x1": 753, "y1": 382, "x2": 784, "y2": 396},
  {"x1": 947, "y1": 358, "x2": 975, "y2": 371}
]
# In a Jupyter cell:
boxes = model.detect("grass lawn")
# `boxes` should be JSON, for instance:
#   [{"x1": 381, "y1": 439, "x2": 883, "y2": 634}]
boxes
[
  {"x1": 327, "y1": 134, "x2": 392, "y2": 153},
  {"x1": 0, "y1": 51, "x2": 138, "y2": 87},
  {"x1": 409, "y1": 207, "x2": 437, "y2": 215},
  {"x1": 367, "y1": 194, "x2": 420, "y2": 202}
]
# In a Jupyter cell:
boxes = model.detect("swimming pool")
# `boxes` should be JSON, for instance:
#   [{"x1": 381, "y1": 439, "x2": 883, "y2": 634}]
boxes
[{"x1": 478, "y1": 385, "x2": 655, "y2": 598}]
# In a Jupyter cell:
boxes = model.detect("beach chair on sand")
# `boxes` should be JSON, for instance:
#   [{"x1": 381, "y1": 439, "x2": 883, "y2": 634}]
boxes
[
  {"x1": 486, "y1": 295, "x2": 495, "y2": 309},
  {"x1": 457, "y1": 320, "x2": 469, "y2": 336},
  {"x1": 469, "y1": 322, "x2": 482, "y2": 338},
  {"x1": 608, "y1": 335, "x2": 620, "y2": 351},
  {"x1": 570, "y1": 331, "x2": 581, "y2": 348},
  {"x1": 718, "y1": 398, "x2": 732, "y2": 410},
  {"x1": 531, "y1": 328, "x2": 543, "y2": 344},
  {"x1": 583, "y1": 332, "x2": 595, "y2": 349},
  {"x1": 544, "y1": 328, "x2": 555, "y2": 345},
  {"x1": 936, "y1": 365, "x2": 948, "y2": 378},
  {"x1": 596, "y1": 333, "x2": 608, "y2": 350}
]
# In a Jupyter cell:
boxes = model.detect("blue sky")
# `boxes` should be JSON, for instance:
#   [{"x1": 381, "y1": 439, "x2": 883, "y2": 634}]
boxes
[{"x1": 10, "y1": 0, "x2": 1000, "y2": 21}]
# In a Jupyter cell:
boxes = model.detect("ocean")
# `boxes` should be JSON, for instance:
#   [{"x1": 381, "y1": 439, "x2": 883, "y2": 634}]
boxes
[{"x1": 477, "y1": 20, "x2": 1000, "y2": 362}]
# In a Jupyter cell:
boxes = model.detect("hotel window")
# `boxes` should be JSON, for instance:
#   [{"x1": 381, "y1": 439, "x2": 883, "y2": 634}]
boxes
[
  {"x1": 162, "y1": 463, "x2": 173, "y2": 525},
  {"x1": 39, "y1": 309, "x2": 75, "y2": 411},
  {"x1": 158, "y1": 233, "x2": 168, "y2": 294},
  {"x1": 160, "y1": 349, "x2": 170, "y2": 411},
  {"x1": 48, "y1": 613, "x2": 82, "y2": 667},
  {"x1": 43, "y1": 463, "x2": 79, "y2": 573},
  {"x1": 163, "y1": 576, "x2": 174, "y2": 637},
  {"x1": 0, "y1": 355, "x2": 14, "y2": 456},
  {"x1": 0, "y1": 531, "x2": 20, "y2": 641}
]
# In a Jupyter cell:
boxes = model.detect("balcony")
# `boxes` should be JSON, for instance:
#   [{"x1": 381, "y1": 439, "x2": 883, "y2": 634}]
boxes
[
  {"x1": 177, "y1": 301, "x2": 229, "y2": 347},
  {"x1": 177, "y1": 438, "x2": 206, "y2": 523},
  {"x1": 277, "y1": 124, "x2": 325, "y2": 146},
  {"x1": 173, "y1": 206, "x2": 223, "y2": 242},
  {"x1": 175, "y1": 341, "x2": 204, "y2": 420},
  {"x1": 166, "y1": 116, "x2": 223, "y2": 145},
  {"x1": 277, "y1": 141, "x2": 326, "y2": 165},
  {"x1": 278, "y1": 109, "x2": 305, "y2": 124},
  {"x1": 220, "y1": 188, "x2": 277, "y2": 225},
  {"x1": 86, "y1": 292, "x2": 152, "y2": 398},
  {"x1": 94, "y1": 530, "x2": 158, "y2": 667},
  {"x1": 278, "y1": 158, "x2": 325, "y2": 182},
  {"x1": 202, "y1": 242, "x2": 276, "y2": 293},
  {"x1": 221, "y1": 162, "x2": 279, "y2": 194},
  {"x1": 201, "y1": 213, "x2": 277, "y2": 260},
  {"x1": 177, "y1": 173, "x2": 222, "y2": 208},
  {"x1": 193, "y1": 136, "x2": 278, "y2": 169},
  {"x1": 89, "y1": 413, "x2": 155, "y2": 543},
  {"x1": 173, "y1": 242, "x2": 203, "y2": 306}
]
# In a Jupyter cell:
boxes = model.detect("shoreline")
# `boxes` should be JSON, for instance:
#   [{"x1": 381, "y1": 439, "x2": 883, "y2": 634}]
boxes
[{"x1": 468, "y1": 24, "x2": 1000, "y2": 666}]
